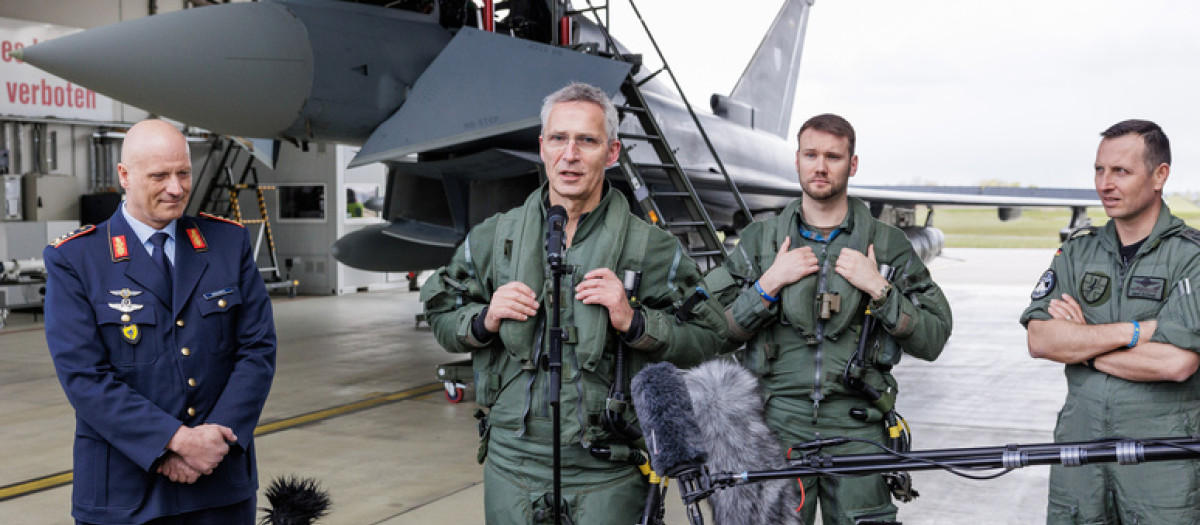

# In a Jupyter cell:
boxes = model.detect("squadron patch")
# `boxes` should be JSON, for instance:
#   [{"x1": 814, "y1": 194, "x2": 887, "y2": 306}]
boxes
[
  {"x1": 1081, "y1": 271, "x2": 1112, "y2": 306},
  {"x1": 121, "y1": 324, "x2": 141, "y2": 344},
  {"x1": 1128, "y1": 276, "x2": 1166, "y2": 301},
  {"x1": 1031, "y1": 270, "x2": 1056, "y2": 300}
]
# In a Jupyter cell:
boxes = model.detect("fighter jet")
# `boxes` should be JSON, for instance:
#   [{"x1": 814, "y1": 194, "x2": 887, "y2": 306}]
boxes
[{"x1": 14, "y1": 0, "x2": 1098, "y2": 272}]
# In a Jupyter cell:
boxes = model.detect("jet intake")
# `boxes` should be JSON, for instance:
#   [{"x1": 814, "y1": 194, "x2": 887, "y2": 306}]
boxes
[{"x1": 710, "y1": 94, "x2": 755, "y2": 129}]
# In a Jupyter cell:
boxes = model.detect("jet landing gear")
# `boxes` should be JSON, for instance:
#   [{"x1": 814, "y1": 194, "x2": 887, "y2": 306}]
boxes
[{"x1": 436, "y1": 359, "x2": 472, "y2": 403}]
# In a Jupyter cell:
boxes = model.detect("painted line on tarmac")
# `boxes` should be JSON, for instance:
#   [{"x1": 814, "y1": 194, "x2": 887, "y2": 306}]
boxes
[
  {"x1": 254, "y1": 382, "x2": 444, "y2": 437},
  {"x1": 0, "y1": 326, "x2": 45, "y2": 336},
  {"x1": 0, "y1": 471, "x2": 71, "y2": 501},
  {"x1": 0, "y1": 382, "x2": 444, "y2": 502}
]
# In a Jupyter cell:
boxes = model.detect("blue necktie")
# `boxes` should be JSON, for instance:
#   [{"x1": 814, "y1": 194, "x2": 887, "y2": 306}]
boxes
[{"x1": 150, "y1": 232, "x2": 173, "y2": 302}]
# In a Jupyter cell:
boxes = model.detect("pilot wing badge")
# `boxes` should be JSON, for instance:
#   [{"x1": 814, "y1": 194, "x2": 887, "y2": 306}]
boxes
[{"x1": 108, "y1": 288, "x2": 145, "y2": 314}]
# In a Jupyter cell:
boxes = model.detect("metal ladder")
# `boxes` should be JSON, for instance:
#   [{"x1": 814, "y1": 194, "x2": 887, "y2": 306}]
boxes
[
  {"x1": 613, "y1": 79, "x2": 724, "y2": 266},
  {"x1": 571, "y1": 0, "x2": 754, "y2": 267},
  {"x1": 226, "y1": 183, "x2": 285, "y2": 284},
  {"x1": 190, "y1": 137, "x2": 297, "y2": 296},
  {"x1": 191, "y1": 136, "x2": 253, "y2": 219}
]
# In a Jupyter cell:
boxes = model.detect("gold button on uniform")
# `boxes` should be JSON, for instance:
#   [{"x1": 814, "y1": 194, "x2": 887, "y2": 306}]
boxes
[
  {"x1": 187, "y1": 378, "x2": 197, "y2": 387},
  {"x1": 181, "y1": 347, "x2": 191, "y2": 356},
  {"x1": 186, "y1": 407, "x2": 196, "y2": 417},
  {"x1": 218, "y1": 299, "x2": 227, "y2": 308},
  {"x1": 120, "y1": 314, "x2": 131, "y2": 323},
  {"x1": 176, "y1": 319, "x2": 185, "y2": 327}
]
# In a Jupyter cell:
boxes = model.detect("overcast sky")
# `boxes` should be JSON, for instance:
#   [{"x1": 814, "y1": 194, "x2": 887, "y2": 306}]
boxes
[{"x1": 607, "y1": 0, "x2": 1200, "y2": 191}]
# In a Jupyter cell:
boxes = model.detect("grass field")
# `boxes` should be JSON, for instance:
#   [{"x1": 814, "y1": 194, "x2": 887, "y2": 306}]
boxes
[{"x1": 935, "y1": 195, "x2": 1200, "y2": 249}]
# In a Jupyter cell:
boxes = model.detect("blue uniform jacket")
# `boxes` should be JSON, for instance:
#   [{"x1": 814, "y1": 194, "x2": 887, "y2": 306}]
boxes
[{"x1": 43, "y1": 210, "x2": 276, "y2": 524}]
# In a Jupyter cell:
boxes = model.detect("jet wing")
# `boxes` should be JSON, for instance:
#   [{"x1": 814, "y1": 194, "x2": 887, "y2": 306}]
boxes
[
  {"x1": 849, "y1": 185, "x2": 1101, "y2": 208},
  {"x1": 680, "y1": 166, "x2": 1100, "y2": 209},
  {"x1": 350, "y1": 28, "x2": 632, "y2": 167}
]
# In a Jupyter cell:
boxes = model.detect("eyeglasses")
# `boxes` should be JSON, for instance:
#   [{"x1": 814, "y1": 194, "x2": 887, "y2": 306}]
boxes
[{"x1": 542, "y1": 133, "x2": 608, "y2": 152}]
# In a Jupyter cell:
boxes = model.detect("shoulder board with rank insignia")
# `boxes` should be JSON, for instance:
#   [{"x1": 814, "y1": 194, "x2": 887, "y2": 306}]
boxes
[
  {"x1": 50, "y1": 225, "x2": 96, "y2": 248},
  {"x1": 1179, "y1": 227, "x2": 1200, "y2": 247},
  {"x1": 199, "y1": 212, "x2": 245, "y2": 228},
  {"x1": 1068, "y1": 226, "x2": 1097, "y2": 240}
]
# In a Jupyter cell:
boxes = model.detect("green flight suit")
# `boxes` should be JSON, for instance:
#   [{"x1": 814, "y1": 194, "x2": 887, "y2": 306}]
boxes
[
  {"x1": 704, "y1": 197, "x2": 952, "y2": 525},
  {"x1": 422, "y1": 184, "x2": 724, "y2": 524},
  {"x1": 1020, "y1": 204, "x2": 1200, "y2": 525}
]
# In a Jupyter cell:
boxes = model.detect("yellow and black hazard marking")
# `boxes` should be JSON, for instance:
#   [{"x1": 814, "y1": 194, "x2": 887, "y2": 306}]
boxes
[{"x1": 199, "y1": 212, "x2": 245, "y2": 228}]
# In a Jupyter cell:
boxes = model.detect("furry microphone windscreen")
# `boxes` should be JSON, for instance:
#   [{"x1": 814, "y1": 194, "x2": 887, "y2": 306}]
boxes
[
  {"x1": 258, "y1": 475, "x2": 332, "y2": 525},
  {"x1": 683, "y1": 359, "x2": 802, "y2": 525},
  {"x1": 631, "y1": 361, "x2": 708, "y2": 477}
]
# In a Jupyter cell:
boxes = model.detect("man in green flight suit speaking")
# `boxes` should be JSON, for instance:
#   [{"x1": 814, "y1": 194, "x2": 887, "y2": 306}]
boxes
[
  {"x1": 1022, "y1": 119, "x2": 1200, "y2": 525},
  {"x1": 421, "y1": 82, "x2": 724, "y2": 524},
  {"x1": 704, "y1": 113, "x2": 953, "y2": 525}
]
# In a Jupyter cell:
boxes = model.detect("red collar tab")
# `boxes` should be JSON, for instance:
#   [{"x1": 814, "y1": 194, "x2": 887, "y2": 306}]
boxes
[
  {"x1": 186, "y1": 227, "x2": 208, "y2": 252},
  {"x1": 111, "y1": 234, "x2": 130, "y2": 261}
]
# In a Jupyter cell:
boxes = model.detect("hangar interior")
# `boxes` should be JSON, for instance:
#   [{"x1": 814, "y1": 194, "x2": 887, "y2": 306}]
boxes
[{"x1": 0, "y1": 0, "x2": 410, "y2": 307}]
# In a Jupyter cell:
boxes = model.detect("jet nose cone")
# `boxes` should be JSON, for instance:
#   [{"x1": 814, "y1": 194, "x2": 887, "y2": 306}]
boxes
[{"x1": 20, "y1": 2, "x2": 312, "y2": 137}]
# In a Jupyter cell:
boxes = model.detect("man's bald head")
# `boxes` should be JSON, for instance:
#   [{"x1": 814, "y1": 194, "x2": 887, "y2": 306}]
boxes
[
  {"x1": 121, "y1": 119, "x2": 188, "y2": 168},
  {"x1": 118, "y1": 120, "x2": 193, "y2": 230}
]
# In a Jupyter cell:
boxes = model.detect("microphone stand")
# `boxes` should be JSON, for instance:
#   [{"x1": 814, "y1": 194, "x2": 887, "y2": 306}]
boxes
[
  {"x1": 547, "y1": 262, "x2": 566, "y2": 525},
  {"x1": 544, "y1": 211, "x2": 568, "y2": 525},
  {"x1": 680, "y1": 435, "x2": 1200, "y2": 513}
]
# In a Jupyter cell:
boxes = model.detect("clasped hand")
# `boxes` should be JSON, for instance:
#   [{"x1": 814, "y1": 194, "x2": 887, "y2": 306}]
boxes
[
  {"x1": 159, "y1": 424, "x2": 236, "y2": 484},
  {"x1": 759, "y1": 238, "x2": 888, "y2": 300},
  {"x1": 485, "y1": 268, "x2": 634, "y2": 333}
]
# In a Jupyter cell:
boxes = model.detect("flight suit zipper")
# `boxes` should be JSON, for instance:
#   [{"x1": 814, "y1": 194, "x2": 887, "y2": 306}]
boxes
[{"x1": 811, "y1": 242, "x2": 831, "y2": 423}]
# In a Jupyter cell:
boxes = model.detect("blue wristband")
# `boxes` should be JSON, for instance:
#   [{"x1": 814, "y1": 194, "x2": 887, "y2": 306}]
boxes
[
  {"x1": 754, "y1": 280, "x2": 779, "y2": 303},
  {"x1": 1127, "y1": 320, "x2": 1140, "y2": 348}
]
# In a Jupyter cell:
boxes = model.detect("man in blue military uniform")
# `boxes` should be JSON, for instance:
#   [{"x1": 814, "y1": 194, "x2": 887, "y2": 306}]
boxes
[{"x1": 44, "y1": 119, "x2": 276, "y2": 525}]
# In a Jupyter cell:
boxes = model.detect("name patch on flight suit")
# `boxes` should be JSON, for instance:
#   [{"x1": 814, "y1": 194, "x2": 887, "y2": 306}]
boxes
[
  {"x1": 121, "y1": 324, "x2": 141, "y2": 344},
  {"x1": 1128, "y1": 276, "x2": 1166, "y2": 301},
  {"x1": 1081, "y1": 271, "x2": 1112, "y2": 306}
]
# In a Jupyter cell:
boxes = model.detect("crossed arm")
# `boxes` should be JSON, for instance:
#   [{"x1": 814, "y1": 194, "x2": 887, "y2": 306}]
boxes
[{"x1": 1027, "y1": 293, "x2": 1199, "y2": 383}]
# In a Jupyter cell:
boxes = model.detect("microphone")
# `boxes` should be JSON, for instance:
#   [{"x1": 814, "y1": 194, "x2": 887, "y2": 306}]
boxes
[
  {"x1": 261, "y1": 475, "x2": 331, "y2": 525},
  {"x1": 545, "y1": 205, "x2": 567, "y2": 272},
  {"x1": 632, "y1": 362, "x2": 708, "y2": 525},
  {"x1": 682, "y1": 360, "x2": 801, "y2": 525}
]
